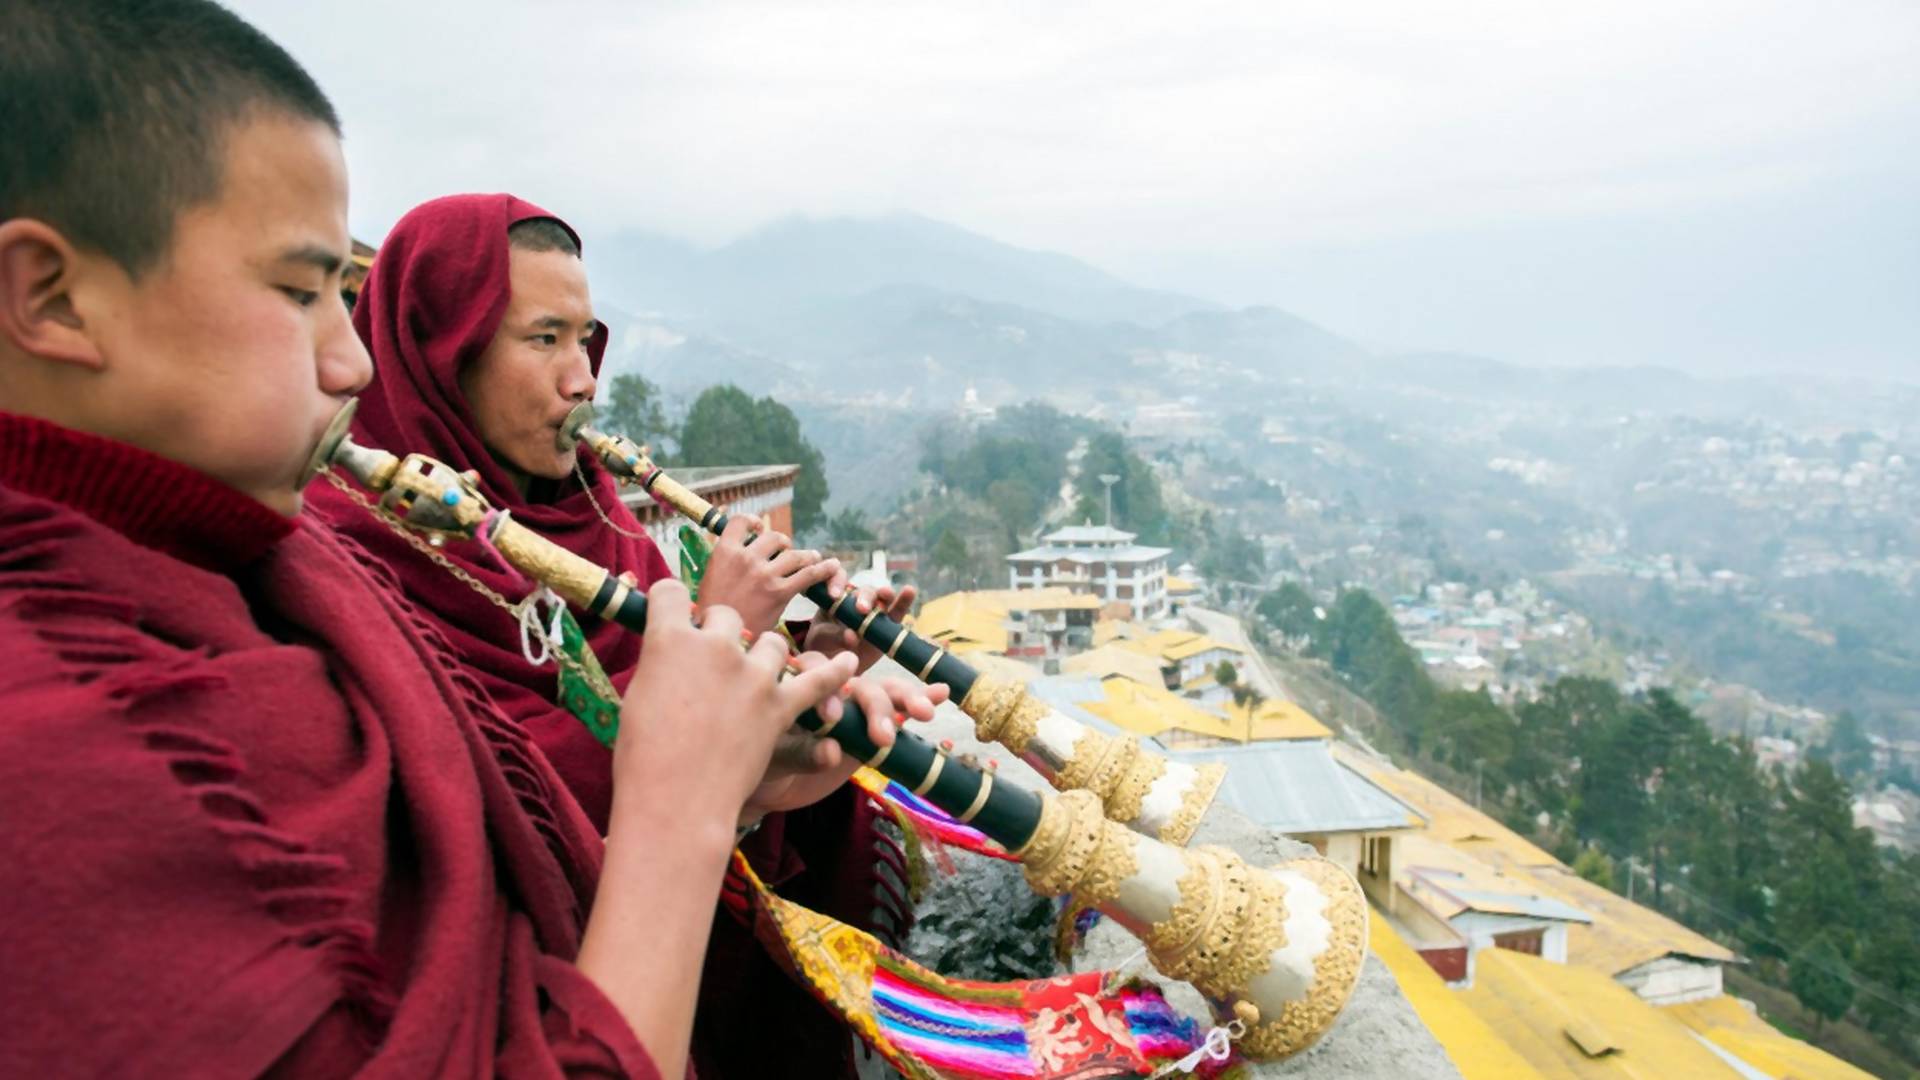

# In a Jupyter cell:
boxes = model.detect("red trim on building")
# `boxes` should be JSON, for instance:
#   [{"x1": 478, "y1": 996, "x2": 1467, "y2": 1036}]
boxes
[{"x1": 1418, "y1": 946, "x2": 1469, "y2": 983}]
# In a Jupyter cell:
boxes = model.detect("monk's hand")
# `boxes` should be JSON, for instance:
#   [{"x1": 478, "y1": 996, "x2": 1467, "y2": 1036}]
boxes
[
  {"x1": 800, "y1": 584, "x2": 916, "y2": 674},
  {"x1": 611, "y1": 581, "x2": 855, "y2": 836},
  {"x1": 698, "y1": 512, "x2": 843, "y2": 636},
  {"x1": 739, "y1": 666, "x2": 948, "y2": 822}
]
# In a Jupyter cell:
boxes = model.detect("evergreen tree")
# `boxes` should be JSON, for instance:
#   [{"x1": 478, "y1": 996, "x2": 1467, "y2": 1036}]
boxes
[
  {"x1": 1510, "y1": 679, "x2": 1619, "y2": 817},
  {"x1": 929, "y1": 529, "x2": 970, "y2": 585},
  {"x1": 1256, "y1": 583, "x2": 1320, "y2": 644},
  {"x1": 1072, "y1": 431, "x2": 1167, "y2": 540},
  {"x1": 827, "y1": 507, "x2": 876, "y2": 545},
  {"x1": 1572, "y1": 846, "x2": 1618, "y2": 889},
  {"x1": 1321, "y1": 590, "x2": 1434, "y2": 751},
  {"x1": 1789, "y1": 934, "x2": 1855, "y2": 1037},
  {"x1": 598, "y1": 372, "x2": 674, "y2": 453},
  {"x1": 1778, "y1": 759, "x2": 1876, "y2": 951},
  {"x1": 677, "y1": 384, "x2": 829, "y2": 534},
  {"x1": 1432, "y1": 688, "x2": 1517, "y2": 775},
  {"x1": 1854, "y1": 853, "x2": 1920, "y2": 1047},
  {"x1": 1200, "y1": 528, "x2": 1265, "y2": 586},
  {"x1": 1825, "y1": 711, "x2": 1874, "y2": 782}
]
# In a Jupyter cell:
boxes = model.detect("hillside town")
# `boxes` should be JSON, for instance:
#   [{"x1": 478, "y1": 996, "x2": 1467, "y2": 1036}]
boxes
[{"x1": 640, "y1": 459, "x2": 1895, "y2": 1076}]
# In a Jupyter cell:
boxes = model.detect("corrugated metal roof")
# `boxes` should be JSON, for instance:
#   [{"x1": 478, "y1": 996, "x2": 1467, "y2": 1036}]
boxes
[
  {"x1": 911, "y1": 591, "x2": 1010, "y2": 654},
  {"x1": 1458, "y1": 949, "x2": 1742, "y2": 1078},
  {"x1": 1006, "y1": 544, "x2": 1174, "y2": 564},
  {"x1": 1663, "y1": 996, "x2": 1877, "y2": 1080},
  {"x1": 1166, "y1": 741, "x2": 1421, "y2": 835},
  {"x1": 1220, "y1": 699, "x2": 1334, "y2": 741},
  {"x1": 1114, "y1": 628, "x2": 1242, "y2": 663},
  {"x1": 1366, "y1": 910, "x2": 1543, "y2": 1080},
  {"x1": 1043, "y1": 524, "x2": 1136, "y2": 543},
  {"x1": 1059, "y1": 645, "x2": 1168, "y2": 687},
  {"x1": 1444, "y1": 888, "x2": 1593, "y2": 924}
]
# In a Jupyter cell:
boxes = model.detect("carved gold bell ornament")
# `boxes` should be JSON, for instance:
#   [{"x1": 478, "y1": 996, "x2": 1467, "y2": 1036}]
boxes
[{"x1": 1017, "y1": 790, "x2": 1368, "y2": 1061}]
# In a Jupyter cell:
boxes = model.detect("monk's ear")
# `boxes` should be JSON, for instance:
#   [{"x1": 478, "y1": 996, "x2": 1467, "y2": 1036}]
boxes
[{"x1": 0, "y1": 219, "x2": 106, "y2": 371}]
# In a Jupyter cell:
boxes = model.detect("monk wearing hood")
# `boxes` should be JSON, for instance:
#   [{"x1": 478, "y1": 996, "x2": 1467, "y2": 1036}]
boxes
[
  {"x1": 309, "y1": 195, "x2": 930, "y2": 1077},
  {"x1": 0, "y1": 2, "x2": 926, "y2": 1076}
]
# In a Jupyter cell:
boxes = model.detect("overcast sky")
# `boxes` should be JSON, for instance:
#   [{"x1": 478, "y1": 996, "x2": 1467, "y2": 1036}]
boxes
[{"x1": 232, "y1": 0, "x2": 1919, "y2": 380}]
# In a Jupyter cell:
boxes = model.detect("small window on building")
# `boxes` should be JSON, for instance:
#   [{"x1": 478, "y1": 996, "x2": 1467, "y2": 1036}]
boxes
[{"x1": 1492, "y1": 928, "x2": 1544, "y2": 957}]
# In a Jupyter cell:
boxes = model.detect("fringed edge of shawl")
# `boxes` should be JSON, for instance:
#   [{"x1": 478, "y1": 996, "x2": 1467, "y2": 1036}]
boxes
[
  {"x1": 326, "y1": 527, "x2": 594, "y2": 925},
  {"x1": 0, "y1": 500, "x2": 397, "y2": 1042}
]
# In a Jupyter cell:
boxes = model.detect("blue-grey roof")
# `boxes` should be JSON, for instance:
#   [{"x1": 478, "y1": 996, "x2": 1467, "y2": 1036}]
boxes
[
  {"x1": 1026, "y1": 675, "x2": 1113, "y2": 726},
  {"x1": 1043, "y1": 524, "x2": 1137, "y2": 544},
  {"x1": 1445, "y1": 888, "x2": 1593, "y2": 924},
  {"x1": 1006, "y1": 543, "x2": 1173, "y2": 564},
  {"x1": 1166, "y1": 741, "x2": 1422, "y2": 835}
]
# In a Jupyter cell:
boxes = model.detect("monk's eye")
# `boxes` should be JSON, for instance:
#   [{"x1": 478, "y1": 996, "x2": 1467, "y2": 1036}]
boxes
[
  {"x1": 534, "y1": 333, "x2": 559, "y2": 346},
  {"x1": 281, "y1": 286, "x2": 320, "y2": 307}
]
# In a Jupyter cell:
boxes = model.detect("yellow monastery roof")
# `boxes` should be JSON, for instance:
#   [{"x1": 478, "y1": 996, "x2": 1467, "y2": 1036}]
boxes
[
  {"x1": 1092, "y1": 619, "x2": 1145, "y2": 647},
  {"x1": 1220, "y1": 698, "x2": 1334, "y2": 741},
  {"x1": 1337, "y1": 746, "x2": 1736, "y2": 975},
  {"x1": 1663, "y1": 995, "x2": 1876, "y2": 1080},
  {"x1": 1117, "y1": 628, "x2": 1242, "y2": 663},
  {"x1": 1079, "y1": 674, "x2": 1338, "y2": 744},
  {"x1": 1166, "y1": 574, "x2": 1200, "y2": 595},
  {"x1": 914, "y1": 587, "x2": 1102, "y2": 658},
  {"x1": 1001, "y1": 587, "x2": 1102, "y2": 612},
  {"x1": 1537, "y1": 868, "x2": 1737, "y2": 975},
  {"x1": 1060, "y1": 644, "x2": 1168, "y2": 687},
  {"x1": 1338, "y1": 746, "x2": 1560, "y2": 869},
  {"x1": 1367, "y1": 909, "x2": 1541, "y2": 1080},
  {"x1": 1398, "y1": 836, "x2": 1592, "y2": 923},
  {"x1": 1459, "y1": 948, "x2": 1738, "y2": 1078},
  {"x1": 1081, "y1": 676, "x2": 1245, "y2": 741},
  {"x1": 912, "y1": 591, "x2": 1008, "y2": 655}
]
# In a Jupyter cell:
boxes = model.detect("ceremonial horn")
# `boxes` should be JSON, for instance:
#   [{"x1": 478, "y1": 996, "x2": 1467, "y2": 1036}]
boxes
[
  {"x1": 320, "y1": 426, "x2": 1369, "y2": 1060},
  {"x1": 560, "y1": 403, "x2": 1225, "y2": 848}
]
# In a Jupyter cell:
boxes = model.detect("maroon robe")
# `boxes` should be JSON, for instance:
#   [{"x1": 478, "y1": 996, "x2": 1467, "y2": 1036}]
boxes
[{"x1": 0, "y1": 411, "x2": 661, "y2": 1078}]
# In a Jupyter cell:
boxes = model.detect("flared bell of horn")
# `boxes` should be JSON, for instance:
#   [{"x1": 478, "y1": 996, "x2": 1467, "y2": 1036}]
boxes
[{"x1": 1018, "y1": 790, "x2": 1367, "y2": 1061}]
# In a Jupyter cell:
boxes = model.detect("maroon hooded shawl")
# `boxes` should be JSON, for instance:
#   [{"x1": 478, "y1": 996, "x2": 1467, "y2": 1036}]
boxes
[
  {"x1": 307, "y1": 193, "x2": 672, "y2": 829},
  {"x1": 0, "y1": 412, "x2": 659, "y2": 1078}
]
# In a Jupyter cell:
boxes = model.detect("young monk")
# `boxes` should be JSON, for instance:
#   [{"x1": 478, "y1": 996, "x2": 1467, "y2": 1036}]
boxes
[
  {"x1": 0, "y1": 2, "x2": 921, "y2": 1075},
  {"x1": 310, "y1": 194, "x2": 932, "y2": 1078}
]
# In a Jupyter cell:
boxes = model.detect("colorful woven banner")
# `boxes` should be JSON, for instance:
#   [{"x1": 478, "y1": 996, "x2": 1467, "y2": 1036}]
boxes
[{"x1": 729, "y1": 851, "x2": 1234, "y2": 1080}]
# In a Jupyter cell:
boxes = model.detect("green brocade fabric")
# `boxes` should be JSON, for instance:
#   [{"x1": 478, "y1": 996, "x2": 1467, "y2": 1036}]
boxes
[
  {"x1": 555, "y1": 527, "x2": 714, "y2": 746},
  {"x1": 677, "y1": 525, "x2": 711, "y2": 602},
  {"x1": 554, "y1": 608, "x2": 620, "y2": 748}
]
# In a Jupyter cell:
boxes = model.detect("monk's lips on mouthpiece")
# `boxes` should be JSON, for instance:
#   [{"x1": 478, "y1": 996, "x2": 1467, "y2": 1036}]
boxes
[
  {"x1": 299, "y1": 398, "x2": 360, "y2": 490},
  {"x1": 557, "y1": 402, "x2": 595, "y2": 451}
]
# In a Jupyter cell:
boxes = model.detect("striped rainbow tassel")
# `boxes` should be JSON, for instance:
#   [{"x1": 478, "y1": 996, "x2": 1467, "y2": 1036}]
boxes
[{"x1": 862, "y1": 771, "x2": 1016, "y2": 863}]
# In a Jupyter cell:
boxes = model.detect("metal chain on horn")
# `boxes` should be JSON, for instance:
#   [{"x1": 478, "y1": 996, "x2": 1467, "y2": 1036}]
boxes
[{"x1": 321, "y1": 466, "x2": 622, "y2": 709}]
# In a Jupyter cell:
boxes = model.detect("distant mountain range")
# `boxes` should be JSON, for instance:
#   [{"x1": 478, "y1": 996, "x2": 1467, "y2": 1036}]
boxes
[
  {"x1": 588, "y1": 212, "x2": 1215, "y2": 327},
  {"x1": 583, "y1": 212, "x2": 1920, "y2": 430}
]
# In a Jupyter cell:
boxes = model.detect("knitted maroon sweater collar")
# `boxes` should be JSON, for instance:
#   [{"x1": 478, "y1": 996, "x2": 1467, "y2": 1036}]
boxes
[{"x1": 0, "y1": 410, "x2": 295, "y2": 571}]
